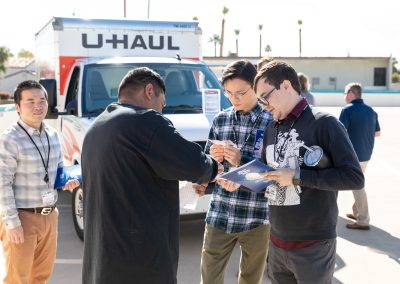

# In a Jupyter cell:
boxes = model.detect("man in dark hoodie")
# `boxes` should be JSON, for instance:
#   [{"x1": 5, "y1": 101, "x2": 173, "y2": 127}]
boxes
[
  {"x1": 252, "y1": 61, "x2": 364, "y2": 283},
  {"x1": 81, "y1": 67, "x2": 221, "y2": 284}
]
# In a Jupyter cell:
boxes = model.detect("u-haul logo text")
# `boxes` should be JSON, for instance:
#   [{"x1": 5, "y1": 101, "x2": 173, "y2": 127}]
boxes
[{"x1": 82, "y1": 33, "x2": 180, "y2": 50}]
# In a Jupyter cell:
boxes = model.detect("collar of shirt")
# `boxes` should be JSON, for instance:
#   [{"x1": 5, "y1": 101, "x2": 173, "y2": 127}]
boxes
[
  {"x1": 276, "y1": 97, "x2": 308, "y2": 125},
  {"x1": 233, "y1": 103, "x2": 263, "y2": 123},
  {"x1": 18, "y1": 120, "x2": 49, "y2": 136},
  {"x1": 351, "y1": 98, "x2": 364, "y2": 104}
]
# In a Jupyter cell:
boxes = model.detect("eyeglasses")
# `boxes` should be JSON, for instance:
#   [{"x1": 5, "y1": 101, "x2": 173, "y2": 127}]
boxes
[
  {"x1": 257, "y1": 87, "x2": 276, "y2": 106},
  {"x1": 223, "y1": 86, "x2": 252, "y2": 98}
]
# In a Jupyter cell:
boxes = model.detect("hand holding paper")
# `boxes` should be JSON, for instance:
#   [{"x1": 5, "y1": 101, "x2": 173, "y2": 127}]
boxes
[
  {"x1": 259, "y1": 168, "x2": 296, "y2": 187},
  {"x1": 63, "y1": 179, "x2": 80, "y2": 192},
  {"x1": 208, "y1": 139, "x2": 240, "y2": 166},
  {"x1": 209, "y1": 143, "x2": 224, "y2": 162},
  {"x1": 54, "y1": 165, "x2": 82, "y2": 190},
  {"x1": 223, "y1": 144, "x2": 241, "y2": 167},
  {"x1": 216, "y1": 178, "x2": 241, "y2": 192},
  {"x1": 219, "y1": 159, "x2": 276, "y2": 192}
]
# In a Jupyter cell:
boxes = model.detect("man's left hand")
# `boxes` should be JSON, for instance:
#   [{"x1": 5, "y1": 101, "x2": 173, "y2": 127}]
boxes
[
  {"x1": 260, "y1": 168, "x2": 295, "y2": 187},
  {"x1": 63, "y1": 179, "x2": 80, "y2": 192},
  {"x1": 224, "y1": 144, "x2": 241, "y2": 167}
]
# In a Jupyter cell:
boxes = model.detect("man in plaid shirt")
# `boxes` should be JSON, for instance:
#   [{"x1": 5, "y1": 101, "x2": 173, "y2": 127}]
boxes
[{"x1": 198, "y1": 61, "x2": 272, "y2": 284}]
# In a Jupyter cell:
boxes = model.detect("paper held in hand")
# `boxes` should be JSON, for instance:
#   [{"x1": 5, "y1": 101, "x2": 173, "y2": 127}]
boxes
[
  {"x1": 179, "y1": 181, "x2": 199, "y2": 210},
  {"x1": 54, "y1": 165, "x2": 82, "y2": 189},
  {"x1": 219, "y1": 159, "x2": 276, "y2": 192}
]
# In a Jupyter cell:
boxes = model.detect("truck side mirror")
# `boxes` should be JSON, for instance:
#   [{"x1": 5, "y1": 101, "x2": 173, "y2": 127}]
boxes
[{"x1": 39, "y1": 78, "x2": 59, "y2": 119}]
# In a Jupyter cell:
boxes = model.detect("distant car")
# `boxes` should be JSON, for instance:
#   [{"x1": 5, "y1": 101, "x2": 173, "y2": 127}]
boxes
[{"x1": 0, "y1": 92, "x2": 12, "y2": 104}]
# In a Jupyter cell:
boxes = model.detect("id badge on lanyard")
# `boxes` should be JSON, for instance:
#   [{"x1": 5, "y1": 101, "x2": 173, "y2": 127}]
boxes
[
  {"x1": 253, "y1": 129, "x2": 264, "y2": 159},
  {"x1": 42, "y1": 190, "x2": 55, "y2": 206}
]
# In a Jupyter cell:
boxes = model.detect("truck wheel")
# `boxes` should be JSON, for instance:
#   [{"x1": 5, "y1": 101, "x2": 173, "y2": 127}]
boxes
[{"x1": 72, "y1": 187, "x2": 84, "y2": 241}]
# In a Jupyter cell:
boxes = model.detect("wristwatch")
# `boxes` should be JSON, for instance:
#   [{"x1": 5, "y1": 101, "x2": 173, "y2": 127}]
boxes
[{"x1": 292, "y1": 166, "x2": 301, "y2": 186}]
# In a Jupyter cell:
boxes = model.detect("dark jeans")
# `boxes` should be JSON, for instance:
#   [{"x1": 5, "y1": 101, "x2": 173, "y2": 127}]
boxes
[{"x1": 267, "y1": 239, "x2": 336, "y2": 284}]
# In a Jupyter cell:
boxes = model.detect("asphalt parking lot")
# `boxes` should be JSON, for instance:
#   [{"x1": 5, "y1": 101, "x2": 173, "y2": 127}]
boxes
[{"x1": 1, "y1": 107, "x2": 399, "y2": 283}]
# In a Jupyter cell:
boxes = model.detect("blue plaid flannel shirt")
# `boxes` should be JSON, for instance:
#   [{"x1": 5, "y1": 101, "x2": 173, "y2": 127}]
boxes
[{"x1": 205, "y1": 104, "x2": 272, "y2": 233}]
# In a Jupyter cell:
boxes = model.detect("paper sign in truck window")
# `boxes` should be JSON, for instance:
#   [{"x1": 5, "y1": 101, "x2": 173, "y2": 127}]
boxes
[{"x1": 202, "y1": 89, "x2": 221, "y2": 115}]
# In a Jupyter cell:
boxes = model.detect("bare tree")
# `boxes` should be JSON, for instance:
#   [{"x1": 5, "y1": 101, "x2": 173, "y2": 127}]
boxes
[
  {"x1": 234, "y1": 29, "x2": 240, "y2": 55},
  {"x1": 220, "y1": 6, "x2": 229, "y2": 57}
]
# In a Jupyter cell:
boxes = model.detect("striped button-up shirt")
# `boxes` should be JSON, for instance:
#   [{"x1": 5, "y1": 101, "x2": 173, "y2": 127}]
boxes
[
  {"x1": 0, "y1": 120, "x2": 63, "y2": 229},
  {"x1": 205, "y1": 103, "x2": 272, "y2": 233}
]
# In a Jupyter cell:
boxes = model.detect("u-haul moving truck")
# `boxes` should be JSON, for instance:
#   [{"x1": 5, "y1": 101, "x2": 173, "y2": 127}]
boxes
[{"x1": 34, "y1": 17, "x2": 230, "y2": 240}]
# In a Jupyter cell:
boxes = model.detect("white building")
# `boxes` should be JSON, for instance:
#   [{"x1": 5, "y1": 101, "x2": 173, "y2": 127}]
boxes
[
  {"x1": 204, "y1": 56, "x2": 393, "y2": 91},
  {"x1": 0, "y1": 58, "x2": 36, "y2": 97}
]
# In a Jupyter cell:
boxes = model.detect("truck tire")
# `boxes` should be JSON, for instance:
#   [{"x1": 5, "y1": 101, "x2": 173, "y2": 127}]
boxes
[{"x1": 72, "y1": 187, "x2": 84, "y2": 241}]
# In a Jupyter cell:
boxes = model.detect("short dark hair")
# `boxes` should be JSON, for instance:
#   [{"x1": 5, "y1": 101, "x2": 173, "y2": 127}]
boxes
[
  {"x1": 13, "y1": 80, "x2": 48, "y2": 105},
  {"x1": 345, "y1": 82, "x2": 362, "y2": 98},
  {"x1": 221, "y1": 60, "x2": 257, "y2": 87},
  {"x1": 118, "y1": 67, "x2": 166, "y2": 98},
  {"x1": 254, "y1": 61, "x2": 301, "y2": 94}
]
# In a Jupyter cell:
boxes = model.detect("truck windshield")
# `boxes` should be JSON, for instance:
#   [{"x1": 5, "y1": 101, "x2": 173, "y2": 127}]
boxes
[{"x1": 82, "y1": 62, "x2": 230, "y2": 115}]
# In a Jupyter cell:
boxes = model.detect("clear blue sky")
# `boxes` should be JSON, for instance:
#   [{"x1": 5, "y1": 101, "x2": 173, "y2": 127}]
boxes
[{"x1": 1, "y1": 0, "x2": 399, "y2": 60}]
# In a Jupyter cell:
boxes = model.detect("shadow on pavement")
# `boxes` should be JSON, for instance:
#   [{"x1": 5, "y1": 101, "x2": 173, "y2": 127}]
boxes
[{"x1": 336, "y1": 216, "x2": 400, "y2": 264}]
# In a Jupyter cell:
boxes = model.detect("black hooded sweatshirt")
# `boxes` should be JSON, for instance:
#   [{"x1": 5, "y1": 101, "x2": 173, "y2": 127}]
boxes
[
  {"x1": 82, "y1": 103, "x2": 218, "y2": 284},
  {"x1": 261, "y1": 105, "x2": 364, "y2": 241}
]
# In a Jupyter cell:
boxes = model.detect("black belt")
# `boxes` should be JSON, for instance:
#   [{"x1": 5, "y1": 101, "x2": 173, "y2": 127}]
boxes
[{"x1": 18, "y1": 206, "x2": 56, "y2": 216}]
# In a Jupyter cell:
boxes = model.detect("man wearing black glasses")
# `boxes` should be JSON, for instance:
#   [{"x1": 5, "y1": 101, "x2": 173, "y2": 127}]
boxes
[{"x1": 253, "y1": 61, "x2": 364, "y2": 283}]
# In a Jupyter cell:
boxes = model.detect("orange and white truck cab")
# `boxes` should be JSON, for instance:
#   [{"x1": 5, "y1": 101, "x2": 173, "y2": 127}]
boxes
[{"x1": 31, "y1": 17, "x2": 229, "y2": 240}]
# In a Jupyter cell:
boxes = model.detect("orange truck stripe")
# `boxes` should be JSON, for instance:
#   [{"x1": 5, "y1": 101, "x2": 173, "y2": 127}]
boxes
[{"x1": 59, "y1": 56, "x2": 86, "y2": 95}]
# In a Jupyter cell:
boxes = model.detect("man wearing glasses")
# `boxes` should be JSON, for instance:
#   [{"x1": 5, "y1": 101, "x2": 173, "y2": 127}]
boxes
[
  {"x1": 252, "y1": 61, "x2": 364, "y2": 283},
  {"x1": 197, "y1": 60, "x2": 272, "y2": 284}
]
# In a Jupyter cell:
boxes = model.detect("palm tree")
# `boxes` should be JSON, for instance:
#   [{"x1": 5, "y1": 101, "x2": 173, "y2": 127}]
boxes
[
  {"x1": 234, "y1": 29, "x2": 240, "y2": 55},
  {"x1": 258, "y1": 24, "x2": 263, "y2": 57},
  {"x1": 0, "y1": 46, "x2": 13, "y2": 75},
  {"x1": 220, "y1": 6, "x2": 229, "y2": 57},
  {"x1": 265, "y1": 44, "x2": 272, "y2": 54},
  {"x1": 209, "y1": 34, "x2": 221, "y2": 57},
  {"x1": 298, "y1": 19, "x2": 303, "y2": 57},
  {"x1": 17, "y1": 49, "x2": 34, "y2": 59}
]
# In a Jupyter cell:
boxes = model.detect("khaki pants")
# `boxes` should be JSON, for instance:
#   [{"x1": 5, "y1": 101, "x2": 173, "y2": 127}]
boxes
[
  {"x1": 0, "y1": 209, "x2": 58, "y2": 284},
  {"x1": 200, "y1": 224, "x2": 270, "y2": 284},
  {"x1": 352, "y1": 161, "x2": 370, "y2": 225}
]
